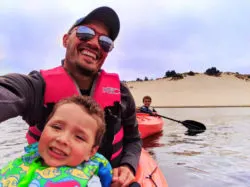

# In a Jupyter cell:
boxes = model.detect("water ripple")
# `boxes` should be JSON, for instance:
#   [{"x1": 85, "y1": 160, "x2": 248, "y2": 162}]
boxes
[{"x1": 1, "y1": 108, "x2": 250, "y2": 187}]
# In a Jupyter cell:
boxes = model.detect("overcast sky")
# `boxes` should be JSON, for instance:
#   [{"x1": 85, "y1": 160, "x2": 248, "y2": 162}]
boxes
[{"x1": 1, "y1": 0, "x2": 250, "y2": 80}]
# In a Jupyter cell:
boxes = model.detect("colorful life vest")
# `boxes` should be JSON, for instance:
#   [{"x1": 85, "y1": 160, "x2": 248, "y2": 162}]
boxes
[
  {"x1": 26, "y1": 66, "x2": 124, "y2": 167},
  {"x1": 0, "y1": 142, "x2": 112, "y2": 187}
]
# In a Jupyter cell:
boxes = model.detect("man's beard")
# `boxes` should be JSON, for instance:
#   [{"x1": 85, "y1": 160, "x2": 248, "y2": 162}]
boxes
[{"x1": 75, "y1": 63, "x2": 96, "y2": 77}]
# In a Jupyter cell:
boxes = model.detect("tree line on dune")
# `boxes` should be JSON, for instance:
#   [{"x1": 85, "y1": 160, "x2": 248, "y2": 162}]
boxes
[{"x1": 134, "y1": 67, "x2": 250, "y2": 82}]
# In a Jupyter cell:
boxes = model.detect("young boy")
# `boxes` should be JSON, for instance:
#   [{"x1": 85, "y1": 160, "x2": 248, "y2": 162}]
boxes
[
  {"x1": 139, "y1": 95, "x2": 157, "y2": 115},
  {"x1": 0, "y1": 96, "x2": 112, "y2": 187}
]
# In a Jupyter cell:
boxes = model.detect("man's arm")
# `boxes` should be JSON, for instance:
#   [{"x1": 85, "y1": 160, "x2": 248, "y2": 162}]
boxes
[
  {"x1": 119, "y1": 83, "x2": 142, "y2": 174},
  {"x1": 0, "y1": 71, "x2": 45, "y2": 124}
]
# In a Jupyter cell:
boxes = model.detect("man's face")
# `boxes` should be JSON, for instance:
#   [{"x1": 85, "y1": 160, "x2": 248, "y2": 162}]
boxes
[{"x1": 63, "y1": 21, "x2": 110, "y2": 77}]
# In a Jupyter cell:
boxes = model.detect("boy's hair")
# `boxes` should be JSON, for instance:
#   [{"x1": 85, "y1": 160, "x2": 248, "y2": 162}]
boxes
[
  {"x1": 142, "y1": 95, "x2": 152, "y2": 102},
  {"x1": 47, "y1": 95, "x2": 105, "y2": 147}
]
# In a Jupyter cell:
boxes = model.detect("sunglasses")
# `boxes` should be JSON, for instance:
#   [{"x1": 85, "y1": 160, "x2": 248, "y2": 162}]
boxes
[{"x1": 75, "y1": 26, "x2": 114, "y2": 53}]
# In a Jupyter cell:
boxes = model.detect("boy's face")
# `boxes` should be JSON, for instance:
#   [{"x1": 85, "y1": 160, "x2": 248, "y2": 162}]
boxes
[
  {"x1": 38, "y1": 103, "x2": 99, "y2": 167},
  {"x1": 143, "y1": 98, "x2": 151, "y2": 107}
]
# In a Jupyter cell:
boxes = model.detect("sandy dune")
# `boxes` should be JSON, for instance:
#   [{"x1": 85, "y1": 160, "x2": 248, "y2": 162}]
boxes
[{"x1": 126, "y1": 73, "x2": 250, "y2": 107}]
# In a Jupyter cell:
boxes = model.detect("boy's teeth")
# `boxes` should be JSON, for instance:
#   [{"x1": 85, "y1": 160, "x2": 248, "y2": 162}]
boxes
[{"x1": 52, "y1": 147, "x2": 66, "y2": 156}]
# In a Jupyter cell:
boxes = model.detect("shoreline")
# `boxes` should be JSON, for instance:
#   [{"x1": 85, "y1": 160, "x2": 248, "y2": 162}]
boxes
[{"x1": 126, "y1": 73, "x2": 250, "y2": 107}]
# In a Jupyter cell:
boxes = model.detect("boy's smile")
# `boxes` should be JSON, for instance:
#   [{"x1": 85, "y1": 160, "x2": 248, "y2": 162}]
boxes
[
  {"x1": 143, "y1": 99, "x2": 152, "y2": 107},
  {"x1": 38, "y1": 103, "x2": 99, "y2": 167}
]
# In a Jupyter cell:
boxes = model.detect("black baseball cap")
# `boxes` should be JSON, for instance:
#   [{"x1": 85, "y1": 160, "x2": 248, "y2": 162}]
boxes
[{"x1": 68, "y1": 6, "x2": 120, "y2": 41}]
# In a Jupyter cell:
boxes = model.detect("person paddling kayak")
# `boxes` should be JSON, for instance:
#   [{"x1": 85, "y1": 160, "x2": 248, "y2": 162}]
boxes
[
  {"x1": 0, "y1": 6, "x2": 142, "y2": 186},
  {"x1": 139, "y1": 95, "x2": 157, "y2": 115}
]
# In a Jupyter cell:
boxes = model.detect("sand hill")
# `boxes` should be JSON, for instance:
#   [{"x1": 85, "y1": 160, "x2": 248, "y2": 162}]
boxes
[{"x1": 126, "y1": 73, "x2": 250, "y2": 107}]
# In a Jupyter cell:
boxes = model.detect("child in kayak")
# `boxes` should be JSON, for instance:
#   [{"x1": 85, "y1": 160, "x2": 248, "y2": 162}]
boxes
[
  {"x1": 139, "y1": 95, "x2": 157, "y2": 115},
  {"x1": 0, "y1": 95, "x2": 112, "y2": 187}
]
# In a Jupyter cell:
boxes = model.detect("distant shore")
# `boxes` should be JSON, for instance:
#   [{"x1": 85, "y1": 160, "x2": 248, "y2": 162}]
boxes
[{"x1": 126, "y1": 73, "x2": 250, "y2": 107}]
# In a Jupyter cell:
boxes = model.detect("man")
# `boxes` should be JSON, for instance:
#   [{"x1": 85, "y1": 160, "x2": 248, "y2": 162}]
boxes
[{"x1": 0, "y1": 6, "x2": 142, "y2": 186}]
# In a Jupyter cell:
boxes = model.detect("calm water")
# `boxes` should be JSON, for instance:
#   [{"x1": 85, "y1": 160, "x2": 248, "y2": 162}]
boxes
[{"x1": 1, "y1": 107, "x2": 250, "y2": 187}]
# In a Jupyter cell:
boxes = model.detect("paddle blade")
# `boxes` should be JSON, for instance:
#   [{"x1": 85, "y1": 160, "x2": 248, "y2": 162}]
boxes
[
  {"x1": 182, "y1": 120, "x2": 206, "y2": 131},
  {"x1": 185, "y1": 130, "x2": 204, "y2": 136}
]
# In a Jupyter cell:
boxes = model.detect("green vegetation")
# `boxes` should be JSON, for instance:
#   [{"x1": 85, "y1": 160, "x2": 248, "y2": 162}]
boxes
[
  {"x1": 132, "y1": 67, "x2": 249, "y2": 82},
  {"x1": 187, "y1": 71, "x2": 195, "y2": 76},
  {"x1": 204, "y1": 67, "x2": 221, "y2": 76},
  {"x1": 164, "y1": 70, "x2": 184, "y2": 80}
]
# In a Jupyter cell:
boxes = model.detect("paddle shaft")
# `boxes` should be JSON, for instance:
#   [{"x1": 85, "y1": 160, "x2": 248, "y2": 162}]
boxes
[
  {"x1": 139, "y1": 110, "x2": 206, "y2": 131},
  {"x1": 143, "y1": 112, "x2": 206, "y2": 131},
  {"x1": 155, "y1": 114, "x2": 182, "y2": 124}
]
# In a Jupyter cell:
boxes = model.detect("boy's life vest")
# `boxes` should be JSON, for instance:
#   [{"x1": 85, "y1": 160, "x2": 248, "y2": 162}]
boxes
[
  {"x1": 140, "y1": 106, "x2": 156, "y2": 113},
  {"x1": 26, "y1": 66, "x2": 124, "y2": 167},
  {"x1": 0, "y1": 142, "x2": 112, "y2": 187}
]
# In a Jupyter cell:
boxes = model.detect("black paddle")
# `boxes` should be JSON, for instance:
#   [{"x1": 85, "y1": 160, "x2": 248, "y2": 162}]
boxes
[
  {"x1": 140, "y1": 111, "x2": 206, "y2": 133},
  {"x1": 156, "y1": 114, "x2": 206, "y2": 131}
]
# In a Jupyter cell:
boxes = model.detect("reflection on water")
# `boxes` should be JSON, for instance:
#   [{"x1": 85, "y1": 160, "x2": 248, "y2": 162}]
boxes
[
  {"x1": 0, "y1": 118, "x2": 28, "y2": 166},
  {"x1": 143, "y1": 107, "x2": 250, "y2": 187},
  {"x1": 1, "y1": 107, "x2": 250, "y2": 187},
  {"x1": 143, "y1": 131, "x2": 165, "y2": 148}
]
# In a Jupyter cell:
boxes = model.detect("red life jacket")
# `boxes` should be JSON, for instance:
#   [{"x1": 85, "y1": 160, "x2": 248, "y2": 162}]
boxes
[{"x1": 26, "y1": 66, "x2": 123, "y2": 164}]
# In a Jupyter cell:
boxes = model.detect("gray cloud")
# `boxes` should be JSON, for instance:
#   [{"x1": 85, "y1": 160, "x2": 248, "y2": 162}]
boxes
[{"x1": 1, "y1": 0, "x2": 250, "y2": 80}]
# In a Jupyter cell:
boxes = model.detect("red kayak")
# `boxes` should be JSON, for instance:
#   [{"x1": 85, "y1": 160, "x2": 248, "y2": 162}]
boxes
[
  {"x1": 135, "y1": 148, "x2": 168, "y2": 187},
  {"x1": 136, "y1": 113, "x2": 164, "y2": 139}
]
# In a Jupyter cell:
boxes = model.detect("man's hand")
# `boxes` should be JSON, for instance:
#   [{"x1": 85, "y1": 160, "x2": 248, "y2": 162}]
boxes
[{"x1": 111, "y1": 165, "x2": 135, "y2": 187}]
